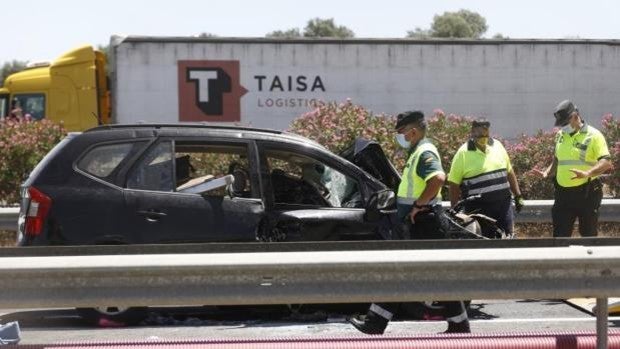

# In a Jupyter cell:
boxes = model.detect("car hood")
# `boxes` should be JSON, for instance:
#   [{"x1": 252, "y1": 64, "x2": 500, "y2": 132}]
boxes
[{"x1": 340, "y1": 138, "x2": 401, "y2": 191}]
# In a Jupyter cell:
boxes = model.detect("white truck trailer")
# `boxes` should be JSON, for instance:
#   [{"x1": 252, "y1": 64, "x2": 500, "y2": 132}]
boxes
[{"x1": 110, "y1": 36, "x2": 620, "y2": 136}]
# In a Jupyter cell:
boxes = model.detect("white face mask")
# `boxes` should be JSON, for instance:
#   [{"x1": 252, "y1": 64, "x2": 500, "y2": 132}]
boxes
[
  {"x1": 561, "y1": 124, "x2": 574, "y2": 134},
  {"x1": 396, "y1": 133, "x2": 410, "y2": 148}
]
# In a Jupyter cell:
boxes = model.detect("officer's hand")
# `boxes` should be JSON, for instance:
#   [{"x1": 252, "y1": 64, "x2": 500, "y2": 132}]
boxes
[
  {"x1": 410, "y1": 207, "x2": 421, "y2": 224},
  {"x1": 531, "y1": 168, "x2": 548, "y2": 178},
  {"x1": 569, "y1": 168, "x2": 589, "y2": 180},
  {"x1": 514, "y1": 195, "x2": 525, "y2": 214}
]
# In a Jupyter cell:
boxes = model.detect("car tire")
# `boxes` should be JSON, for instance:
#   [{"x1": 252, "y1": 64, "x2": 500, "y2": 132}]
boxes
[{"x1": 76, "y1": 306, "x2": 148, "y2": 326}]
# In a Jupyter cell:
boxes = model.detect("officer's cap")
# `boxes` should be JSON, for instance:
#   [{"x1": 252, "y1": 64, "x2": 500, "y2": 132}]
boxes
[
  {"x1": 553, "y1": 99, "x2": 578, "y2": 126},
  {"x1": 395, "y1": 110, "x2": 425, "y2": 130},
  {"x1": 472, "y1": 119, "x2": 490, "y2": 128}
]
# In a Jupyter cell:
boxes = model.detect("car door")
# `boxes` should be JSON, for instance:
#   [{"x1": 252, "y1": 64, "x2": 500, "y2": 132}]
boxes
[
  {"x1": 257, "y1": 141, "x2": 389, "y2": 242},
  {"x1": 122, "y1": 138, "x2": 263, "y2": 244}
]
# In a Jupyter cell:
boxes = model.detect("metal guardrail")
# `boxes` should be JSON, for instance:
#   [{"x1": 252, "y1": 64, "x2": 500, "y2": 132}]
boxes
[
  {"x1": 2, "y1": 199, "x2": 620, "y2": 231},
  {"x1": 0, "y1": 207, "x2": 18, "y2": 231},
  {"x1": 0, "y1": 244, "x2": 618, "y2": 348},
  {"x1": 1, "y1": 245, "x2": 618, "y2": 308}
]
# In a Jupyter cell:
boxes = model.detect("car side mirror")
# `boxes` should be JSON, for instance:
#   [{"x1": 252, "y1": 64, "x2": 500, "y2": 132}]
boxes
[{"x1": 365, "y1": 189, "x2": 395, "y2": 221}]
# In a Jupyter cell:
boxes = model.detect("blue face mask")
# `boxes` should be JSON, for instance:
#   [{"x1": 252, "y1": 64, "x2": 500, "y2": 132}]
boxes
[
  {"x1": 561, "y1": 124, "x2": 574, "y2": 134},
  {"x1": 396, "y1": 133, "x2": 410, "y2": 149}
]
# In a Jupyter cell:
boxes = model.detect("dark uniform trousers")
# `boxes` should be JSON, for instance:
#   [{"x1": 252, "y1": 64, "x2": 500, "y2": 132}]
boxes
[
  {"x1": 552, "y1": 179, "x2": 603, "y2": 237},
  {"x1": 464, "y1": 195, "x2": 514, "y2": 235},
  {"x1": 372, "y1": 205, "x2": 468, "y2": 323}
]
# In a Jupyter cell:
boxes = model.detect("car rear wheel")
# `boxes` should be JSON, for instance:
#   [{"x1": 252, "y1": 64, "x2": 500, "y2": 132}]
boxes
[{"x1": 76, "y1": 306, "x2": 148, "y2": 326}]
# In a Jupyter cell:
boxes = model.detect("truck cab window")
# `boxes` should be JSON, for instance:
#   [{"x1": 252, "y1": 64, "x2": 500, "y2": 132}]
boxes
[{"x1": 13, "y1": 93, "x2": 46, "y2": 120}]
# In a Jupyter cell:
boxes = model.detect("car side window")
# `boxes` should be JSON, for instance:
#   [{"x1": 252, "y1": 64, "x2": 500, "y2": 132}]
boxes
[
  {"x1": 265, "y1": 149, "x2": 361, "y2": 208},
  {"x1": 77, "y1": 142, "x2": 137, "y2": 180},
  {"x1": 174, "y1": 142, "x2": 255, "y2": 198},
  {"x1": 127, "y1": 141, "x2": 174, "y2": 192}
]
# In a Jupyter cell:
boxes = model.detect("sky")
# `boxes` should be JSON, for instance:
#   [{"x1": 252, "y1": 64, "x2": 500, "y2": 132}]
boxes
[{"x1": 3, "y1": 0, "x2": 620, "y2": 63}]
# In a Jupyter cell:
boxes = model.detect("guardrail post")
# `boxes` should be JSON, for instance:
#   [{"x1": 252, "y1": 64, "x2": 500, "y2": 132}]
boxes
[{"x1": 596, "y1": 297, "x2": 608, "y2": 349}]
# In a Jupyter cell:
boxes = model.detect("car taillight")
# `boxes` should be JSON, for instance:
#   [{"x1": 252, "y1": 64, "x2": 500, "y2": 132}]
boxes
[{"x1": 24, "y1": 187, "x2": 52, "y2": 237}]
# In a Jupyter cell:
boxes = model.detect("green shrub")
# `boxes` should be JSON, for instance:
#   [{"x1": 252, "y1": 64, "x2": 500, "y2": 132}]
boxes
[
  {"x1": 290, "y1": 102, "x2": 475, "y2": 198},
  {"x1": 290, "y1": 100, "x2": 564, "y2": 200},
  {"x1": 290, "y1": 99, "x2": 405, "y2": 167},
  {"x1": 602, "y1": 113, "x2": 620, "y2": 197},
  {"x1": 0, "y1": 119, "x2": 66, "y2": 205},
  {"x1": 503, "y1": 130, "x2": 556, "y2": 200},
  {"x1": 426, "y1": 110, "x2": 474, "y2": 196}
]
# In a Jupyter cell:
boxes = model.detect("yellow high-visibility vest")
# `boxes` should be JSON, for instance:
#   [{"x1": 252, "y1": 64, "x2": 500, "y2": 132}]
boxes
[
  {"x1": 397, "y1": 139, "x2": 443, "y2": 205},
  {"x1": 555, "y1": 124, "x2": 609, "y2": 188},
  {"x1": 448, "y1": 139, "x2": 512, "y2": 200}
]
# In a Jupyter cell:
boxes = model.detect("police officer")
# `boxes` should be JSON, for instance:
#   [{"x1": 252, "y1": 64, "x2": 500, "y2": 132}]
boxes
[
  {"x1": 448, "y1": 119, "x2": 523, "y2": 236},
  {"x1": 535, "y1": 100, "x2": 612, "y2": 237},
  {"x1": 347, "y1": 111, "x2": 470, "y2": 334}
]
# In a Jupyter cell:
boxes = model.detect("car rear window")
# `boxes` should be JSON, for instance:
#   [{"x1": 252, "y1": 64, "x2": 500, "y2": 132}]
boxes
[{"x1": 77, "y1": 143, "x2": 136, "y2": 178}]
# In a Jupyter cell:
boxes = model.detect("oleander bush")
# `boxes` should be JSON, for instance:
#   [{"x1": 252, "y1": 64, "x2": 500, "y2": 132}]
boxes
[
  {"x1": 601, "y1": 114, "x2": 620, "y2": 197},
  {"x1": 503, "y1": 130, "x2": 556, "y2": 200},
  {"x1": 0, "y1": 119, "x2": 66, "y2": 205},
  {"x1": 291, "y1": 100, "x2": 620, "y2": 199}
]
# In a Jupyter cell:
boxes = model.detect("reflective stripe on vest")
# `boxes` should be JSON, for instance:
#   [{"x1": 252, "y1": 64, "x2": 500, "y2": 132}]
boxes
[
  {"x1": 397, "y1": 196, "x2": 440, "y2": 205},
  {"x1": 467, "y1": 181, "x2": 511, "y2": 195},
  {"x1": 557, "y1": 159, "x2": 597, "y2": 167},
  {"x1": 461, "y1": 168, "x2": 510, "y2": 200},
  {"x1": 397, "y1": 139, "x2": 442, "y2": 204}
]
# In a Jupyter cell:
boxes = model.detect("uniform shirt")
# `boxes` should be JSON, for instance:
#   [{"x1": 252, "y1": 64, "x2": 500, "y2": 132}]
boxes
[
  {"x1": 448, "y1": 138, "x2": 512, "y2": 201},
  {"x1": 402, "y1": 139, "x2": 444, "y2": 184},
  {"x1": 555, "y1": 123, "x2": 610, "y2": 188},
  {"x1": 448, "y1": 138, "x2": 512, "y2": 185},
  {"x1": 397, "y1": 139, "x2": 444, "y2": 217}
]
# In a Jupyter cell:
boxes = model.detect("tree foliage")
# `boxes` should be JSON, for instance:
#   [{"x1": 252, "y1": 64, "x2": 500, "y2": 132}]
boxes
[
  {"x1": 266, "y1": 18, "x2": 354, "y2": 38},
  {"x1": 0, "y1": 60, "x2": 28, "y2": 87},
  {"x1": 304, "y1": 18, "x2": 354, "y2": 38},
  {"x1": 407, "y1": 9, "x2": 490, "y2": 39},
  {"x1": 266, "y1": 28, "x2": 302, "y2": 38}
]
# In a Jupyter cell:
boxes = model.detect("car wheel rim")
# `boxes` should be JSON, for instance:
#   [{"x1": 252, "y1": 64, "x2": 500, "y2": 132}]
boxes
[{"x1": 94, "y1": 306, "x2": 130, "y2": 315}]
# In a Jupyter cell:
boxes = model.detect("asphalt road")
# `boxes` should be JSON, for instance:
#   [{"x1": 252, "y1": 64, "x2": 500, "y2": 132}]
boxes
[{"x1": 2, "y1": 299, "x2": 619, "y2": 344}]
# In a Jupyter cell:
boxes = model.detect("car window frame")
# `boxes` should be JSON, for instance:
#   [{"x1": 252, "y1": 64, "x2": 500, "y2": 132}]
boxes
[
  {"x1": 124, "y1": 136, "x2": 261, "y2": 199},
  {"x1": 257, "y1": 140, "x2": 374, "y2": 210},
  {"x1": 73, "y1": 139, "x2": 153, "y2": 189}
]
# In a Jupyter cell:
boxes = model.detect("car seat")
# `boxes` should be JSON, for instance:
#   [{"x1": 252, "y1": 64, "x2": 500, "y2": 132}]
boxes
[{"x1": 228, "y1": 162, "x2": 251, "y2": 197}]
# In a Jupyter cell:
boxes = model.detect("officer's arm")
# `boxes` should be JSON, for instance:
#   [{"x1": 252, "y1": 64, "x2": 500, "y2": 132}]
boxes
[
  {"x1": 507, "y1": 170, "x2": 522, "y2": 197},
  {"x1": 578, "y1": 157, "x2": 612, "y2": 178},
  {"x1": 536, "y1": 157, "x2": 557, "y2": 179},
  {"x1": 448, "y1": 181, "x2": 461, "y2": 207},
  {"x1": 416, "y1": 173, "x2": 446, "y2": 206}
]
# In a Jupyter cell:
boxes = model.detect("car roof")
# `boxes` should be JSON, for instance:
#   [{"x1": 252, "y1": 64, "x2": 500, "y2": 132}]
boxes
[{"x1": 85, "y1": 123, "x2": 324, "y2": 148}]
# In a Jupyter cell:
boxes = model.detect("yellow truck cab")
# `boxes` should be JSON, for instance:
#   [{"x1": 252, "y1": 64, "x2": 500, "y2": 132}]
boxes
[{"x1": 0, "y1": 45, "x2": 109, "y2": 131}]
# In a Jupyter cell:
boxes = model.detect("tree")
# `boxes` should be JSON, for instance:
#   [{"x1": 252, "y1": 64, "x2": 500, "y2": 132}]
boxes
[
  {"x1": 303, "y1": 18, "x2": 354, "y2": 38},
  {"x1": 266, "y1": 28, "x2": 302, "y2": 38},
  {"x1": 266, "y1": 18, "x2": 355, "y2": 38},
  {"x1": 0, "y1": 60, "x2": 28, "y2": 87},
  {"x1": 407, "y1": 9, "x2": 491, "y2": 39},
  {"x1": 198, "y1": 32, "x2": 218, "y2": 38}
]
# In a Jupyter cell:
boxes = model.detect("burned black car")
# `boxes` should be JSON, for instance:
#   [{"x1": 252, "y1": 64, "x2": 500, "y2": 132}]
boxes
[
  {"x1": 18, "y1": 124, "x2": 404, "y2": 325},
  {"x1": 19, "y1": 124, "x2": 402, "y2": 248}
]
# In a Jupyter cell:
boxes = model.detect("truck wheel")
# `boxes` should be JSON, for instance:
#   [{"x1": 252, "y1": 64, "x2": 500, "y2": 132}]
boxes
[{"x1": 76, "y1": 306, "x2": 148, "y2": 326}]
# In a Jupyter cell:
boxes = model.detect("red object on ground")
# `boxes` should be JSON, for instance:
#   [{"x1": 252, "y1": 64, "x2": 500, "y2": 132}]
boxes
[{"x1": 18, "y1": 331, "x2": 620, "y2": 348}]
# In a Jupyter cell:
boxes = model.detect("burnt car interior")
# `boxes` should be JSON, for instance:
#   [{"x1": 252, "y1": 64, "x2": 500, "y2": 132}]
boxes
[
  {"x1": 174, "y1": 143, "x2": 253, "y2": 198},
  {"x1": 265, "y1": 149, "x2": 363, "y2": 208}
]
